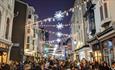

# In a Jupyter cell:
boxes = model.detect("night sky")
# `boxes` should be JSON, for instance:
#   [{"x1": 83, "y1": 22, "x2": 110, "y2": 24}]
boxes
[{"x1": 25, "y1": 0, "x2": 75, "y2": 44}]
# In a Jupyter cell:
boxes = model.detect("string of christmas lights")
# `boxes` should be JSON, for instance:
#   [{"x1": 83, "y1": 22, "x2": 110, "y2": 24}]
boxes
[
  {"x1": 40, "y1": 35, "x2": 71, "y2": 44},
  {"x1": 34, "y1": 1, "x2": 87, "y2": 45},
  {"x1": 36, "y1": 1, "x2": 86, "y2": 25},
  {"x1": 37, "y1": 28, "x2": 71, "y2": 37},
  {"x1": 39, "y1": 22, "x2": 81, "y2": 27}
]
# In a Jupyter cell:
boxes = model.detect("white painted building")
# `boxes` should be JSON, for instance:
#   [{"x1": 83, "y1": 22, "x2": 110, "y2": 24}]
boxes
[
  {"x1": 92, "y1": 0, "x2": 115, "y2": 64},
  {"x1": 71, "y1": 0, "x2": 92, "y2": 61},
  {"x1": 0, "y1": 0, "x2": 15, "y2": 63},
  {"x1": 24, "y1": 6, "x2": 37, "y2": 59}
]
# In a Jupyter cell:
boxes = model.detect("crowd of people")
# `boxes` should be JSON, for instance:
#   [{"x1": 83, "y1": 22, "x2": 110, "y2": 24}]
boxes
[{"x1": 0, "y1": 57, "x2": 115, "y2": 70}]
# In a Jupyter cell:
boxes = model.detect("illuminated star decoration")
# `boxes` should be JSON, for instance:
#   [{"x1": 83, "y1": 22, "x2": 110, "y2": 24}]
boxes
[
  {"x1": 56, "y1": 38, "x2": 61, "y2": 43},
  {"x1": 56, "y1": 32, "x2": 63, "y2": 37},
  {"x1": 54, "y1": 11, "x2": 64, "y2": 21},
  {"x1": 56, "y1": 23, "x2": 64, "y2": 30}
]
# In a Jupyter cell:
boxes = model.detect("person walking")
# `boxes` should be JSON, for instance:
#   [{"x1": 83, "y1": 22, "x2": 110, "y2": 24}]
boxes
[
  {"x1": 111, "y1": 61, "x2": 115, "y2": 70},
  {"x1": 101, "y1": 62, "x2": 111, "y2": 70}
]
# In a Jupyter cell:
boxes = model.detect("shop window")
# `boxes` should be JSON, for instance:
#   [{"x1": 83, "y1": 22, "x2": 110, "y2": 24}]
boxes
[
  {"x1": 0, "y1": 56, "x2": 1, "y2": 63},
  {"x1": 94, "y1": 51, "x2": 102, "y2": 62},
  {"x1": 5, "y1": 18, "x2": 10, "y2": 39},
  {"x1": 3, "y1": 52, "x2": 7, "y2": 63}
]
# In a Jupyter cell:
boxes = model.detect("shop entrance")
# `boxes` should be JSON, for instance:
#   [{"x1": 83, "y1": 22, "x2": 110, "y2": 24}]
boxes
[{"x1": 0, "y1": 51, "x2": 8, "y2": 63}]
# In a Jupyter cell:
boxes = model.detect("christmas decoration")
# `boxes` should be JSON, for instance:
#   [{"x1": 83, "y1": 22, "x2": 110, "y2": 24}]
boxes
[
  {"x1": 54, "y1": 11, "x2": 64, "y2": 21},
  {"x1": 56, "y1": 38, "x2": 61, "y2": 43},
  {"x1": 56, "y1": 32, "x2": 63, "y2": 37},
  {"x1": 56, "y1": 23, "x2": 64, "y2": 30}
]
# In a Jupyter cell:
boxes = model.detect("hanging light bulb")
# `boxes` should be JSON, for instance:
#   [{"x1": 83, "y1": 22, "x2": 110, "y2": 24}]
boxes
[
  {"x1": 66, "y1": 12, "x2": 69, "y2": 16},
  {"x1": 56, "y1": 32, "x2": 63, "y2": 37},
  {"x1": 48, "y1": 18, "x2": 51, "y2": 22},
  {"x1": 56, "y1": 38, "x2": 61, "y2": 43},
  {"x1": 52, "y1": 18, "x2": 55, "y2": 21},
  {"x1": 72, "y1": 8, "x2": 74, "y2": 12}
]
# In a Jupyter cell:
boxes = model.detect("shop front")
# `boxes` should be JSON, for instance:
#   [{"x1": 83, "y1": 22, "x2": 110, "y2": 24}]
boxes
[
  {"x1": 101, "y1": 37, "x2": 115, "y2": 65},
  {"x1": 97, "y1": 26, "x2": 115, "y2": 65},
  {"x1": 0, "y1": 42, "x2": 9, "y2": 63},
  {"x1": 89, "y1": 26, "x2": 115, "y2": 63},
  {"x1": 88, "y1": 37, "x2": 103, "y2": 62},
  {"x1": 92, "y1": 44, "x2": 102, "y2": 62},
  {"x1": 76, "y1": 45, "x2": 92, "y2": 61}
]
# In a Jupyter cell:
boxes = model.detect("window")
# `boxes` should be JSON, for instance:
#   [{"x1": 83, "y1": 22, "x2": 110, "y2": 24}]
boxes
[
  {"x1": 5, "y1": 18, "x2": 10, "y2": 39},
  {"x1": 100, "y1": 6, "x2": 104, "y2": 21},
  {"x1": 33, "y1": 40, "x2": 34, "y2": 50},
  {"x1": 27, "y1": 37, "x2": 30, "y2": 43},
  {"x1": 26, "y1": 44, "x2": 29, "y2": 49},
  {"x1": 28, "y1": 15, "x2": 31, "y2": 19},
  {"x1": 100, "y1": 0, "x2": 109, "y2": 21},
  {"x1": 104, "y1": 3, "x2": 108, "y2": 18},
  {"x1": 33, "y1": 29, "x2": 36, "y2": 37},
  {"x1": 27, "y1": 29, "x2": 30, "y2": 34}
]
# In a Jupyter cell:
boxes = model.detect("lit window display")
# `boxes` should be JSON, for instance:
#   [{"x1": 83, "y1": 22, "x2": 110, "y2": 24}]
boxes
[
  {"x1": 0, "y1": 43, "x2": 8, "y2": 63},
  {"x1": 94, "y1": 51, "x2": 102, "y2": 62}
]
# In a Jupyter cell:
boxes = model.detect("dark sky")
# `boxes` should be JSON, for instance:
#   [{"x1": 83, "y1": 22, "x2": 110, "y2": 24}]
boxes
[{"x1": 25, "y1": 0, "x2": 75, "y2": 44}]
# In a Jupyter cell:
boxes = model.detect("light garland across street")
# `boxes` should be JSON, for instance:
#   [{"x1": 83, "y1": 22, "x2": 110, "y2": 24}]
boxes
[
  {"x1": 36, "y1": 2, "x2": 85, "y2": 25},
  {"x1": 35, "y1": 1, "x2": 87, "y2": 44}
]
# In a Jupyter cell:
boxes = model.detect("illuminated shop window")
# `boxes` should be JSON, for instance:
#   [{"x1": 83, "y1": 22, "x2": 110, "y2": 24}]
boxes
[{"x1": 3, "y1": 52, "x2": 7, "y2": 63}]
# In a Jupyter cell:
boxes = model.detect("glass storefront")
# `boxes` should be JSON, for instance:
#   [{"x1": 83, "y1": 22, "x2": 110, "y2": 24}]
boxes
[
  {"x1": 0, "y1": 42, "x2": 8, "y2": 63},
  {"x1": 0, "y1": 52, "x2": 8, "y2": 63},
  {"x1": 92, "y1": 44, "x2": 102, "y2": 62},
  {"x1": 94, "y1": 51, "x2": 102, "y2": 62},
  {"x1": 102, "y1": 38, "x2": 115, "y2": 65}
]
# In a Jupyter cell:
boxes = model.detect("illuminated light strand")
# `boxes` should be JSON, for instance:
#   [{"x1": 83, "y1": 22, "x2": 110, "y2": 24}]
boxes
[
  {"x1": 35, "y1": 1, "x2": 87, "y2": 43},
  {"x1": 37, "y1": 28, "x2": 70, "y2": 37},
  {"x1": 39, "y1": 23, "x2": 82, "y2": 27},
  {"x1": 35, "y1": 2, "x2": 86, "y2": 25},
  {"x1": 41, "y1": 35, "x2": 71, "y2": 44}
]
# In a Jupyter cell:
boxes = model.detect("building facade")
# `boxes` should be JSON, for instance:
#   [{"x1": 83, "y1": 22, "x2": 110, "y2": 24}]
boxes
[
  {"x1": 0, "y1": 0, "x2": 15, "y2": 63},
  {"x1": 36, "y1": 26, "x2": 50, "y2": 59},
  {"x1": 71, "y1": 0, "x2": 92, "y2": 61},
  {"x1": 10, "y1": 0, "x2": 28, "y2": 62},
  {"x1": 85, "y1": 0, "x2": 115, "y2": 65},
  {"x1": 24, "y1": 6, "x2": 36, "y2": 61}
]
